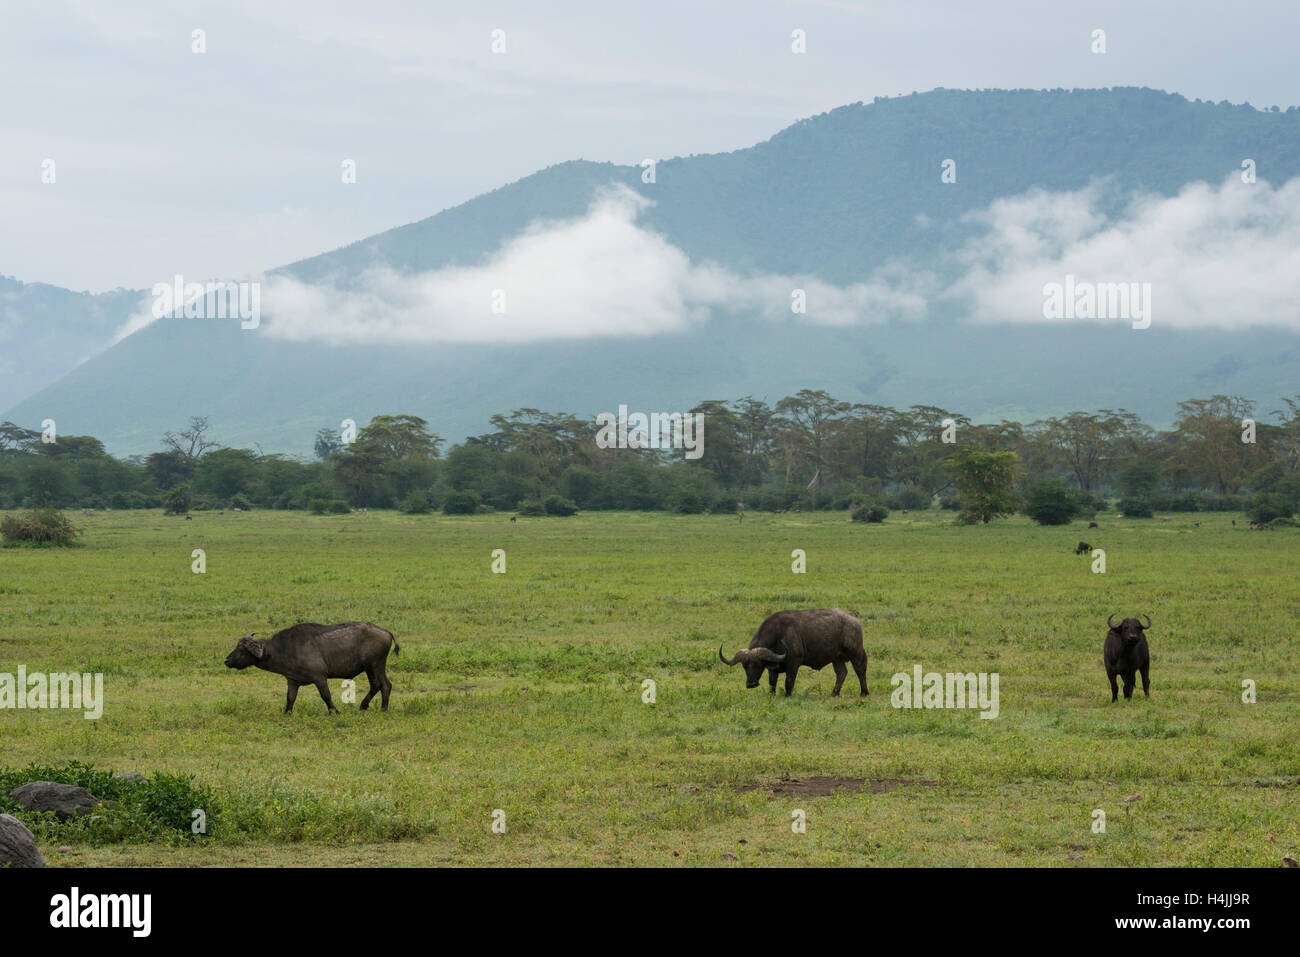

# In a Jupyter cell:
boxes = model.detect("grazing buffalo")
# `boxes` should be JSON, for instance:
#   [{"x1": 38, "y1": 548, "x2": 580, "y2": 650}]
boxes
[
  {"x1": 719, "y1": 608, "x2": 868, "y2": 697},
  {"x1": 225, "y1": 621, "x2": 399, "y2": 713},
  {"x1": 1088, "y1": 521, "x2": 1099, "y2": 529},
  {"x1": 1075, "y1": 541, "x2": 1092, "y2": 555},
  {"x1": 1103, "y1": 615, "x2": 1151, "y2": 702}
]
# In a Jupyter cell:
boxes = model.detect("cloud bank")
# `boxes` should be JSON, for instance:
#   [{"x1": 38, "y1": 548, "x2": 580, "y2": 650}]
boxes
[{"x1": 117, "y1": 175, "x2": 1300, "y2": 346}]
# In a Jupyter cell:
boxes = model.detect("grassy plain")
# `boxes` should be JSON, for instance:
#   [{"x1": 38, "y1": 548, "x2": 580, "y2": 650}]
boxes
[{"x1": 0, "y1": 508, "x2": 1297, "y2": 866}]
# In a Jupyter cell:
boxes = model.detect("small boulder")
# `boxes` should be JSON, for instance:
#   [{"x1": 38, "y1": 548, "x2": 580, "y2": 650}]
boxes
[
  {"x1": 113, "y1": 772, "x2": 145, "y2": 782},
  {"x1": 0, "y1": 813, "x2": 45, "y2": 867},
  {"x1": 9, "y1": 781, "x2": 102, "y2": 821}
]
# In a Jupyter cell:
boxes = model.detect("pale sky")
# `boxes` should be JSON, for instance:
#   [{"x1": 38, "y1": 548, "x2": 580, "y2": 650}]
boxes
[{"x1": 4, "y1": 0, "x2": 1298, "y2": 293}]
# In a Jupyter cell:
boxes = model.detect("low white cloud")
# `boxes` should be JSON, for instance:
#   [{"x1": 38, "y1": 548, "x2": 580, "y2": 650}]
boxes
[
  {"x1": 115, "y1": 175, "x2": 1300, "y2": 346},
  {"x1": 950, "y1": 175, "x2": 1300, "y2": 328},
  {"x1": 115, "y1": 185, "x2": 926, "y2": 345}
]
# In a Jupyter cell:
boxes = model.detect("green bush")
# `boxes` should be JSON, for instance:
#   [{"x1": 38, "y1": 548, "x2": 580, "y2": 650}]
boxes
[
  {"x1": 1022, "y1": 479, "x2": 1082, "y2": 526},
  {"x1": 1118, "y1": 498, "x2": 1155, "y2": 518},
  {"x1": 886, "y1": 486, "x2": 932, "y2": 511},
  {"x1": 1249, "y1": 493, "x2": 1293, "y2": 525},
  {"x1": 0, "y1": 761, "x2": 215, "y2": 842},
  {"x1": 850, "y1": 501, "x2": 889, "y2": 523},
  {"x1": 1, "y1": 507, "x2": 82, "y2": 546},
  {"x1": 516, "y1": 499, "x2": 546, "y2": 517},
  {"x1": 542, "y1": 494, "x2": 578, "y2": 516},
  {"x1": 399, "y1": 490, "x2": 433, "y2": 514},
  {"x1": 442, "y1": 490, "x2": 481, "y2": 515},
  {"x1": 163, "y1": 484, "x2": 192, "y2": 515},
  {"x1": 229, "y1": 494, "x2": 253, "y2": 511}
]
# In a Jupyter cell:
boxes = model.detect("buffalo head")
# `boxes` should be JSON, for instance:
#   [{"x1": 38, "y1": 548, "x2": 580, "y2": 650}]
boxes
[
  {"x1": 224, "y1": 633, "x2": 268, "y2": 669},
  {"x1": 1107, "y1": 614, "x2": 1151, "y2": 644},
  {"x1": 719, "y1": 645, "x2": 786, "y2": 688}
]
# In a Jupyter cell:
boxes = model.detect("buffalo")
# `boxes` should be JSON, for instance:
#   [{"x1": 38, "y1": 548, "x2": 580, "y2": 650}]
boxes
[
  {"x1": 719, "y1": 608, "x2": 868, "y2": 697},
  {"x1": 1103, "y1": 614, "x2": 1151, "y2": 702},
  {"x1": 224, "y1": 621, "x2": 399, "y2": 713},
  {"x1": 1075, "y1": 541, "x2": 1092, "y2": 555},
  {"x1": 1088, "y1": 521, "x2": 1099, "y2": 529}
]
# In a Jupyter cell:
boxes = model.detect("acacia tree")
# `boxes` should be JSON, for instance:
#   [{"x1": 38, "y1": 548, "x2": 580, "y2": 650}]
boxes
[
  {"x1": 162, "y1": 416, "x2": 218, "y2": 459},
  {"x1": 945, "y1": 446, "x2": 1019, "y2": 524},
  {"x1": 1171, "y1": 396, "x2": 1255, "y2": 494},
  {"x1": 775, "y1": 390, "x2": 850, "y2": 489},
  {"x1": 1036, "y1": 410, "x2": 1145, "y2": 492}
]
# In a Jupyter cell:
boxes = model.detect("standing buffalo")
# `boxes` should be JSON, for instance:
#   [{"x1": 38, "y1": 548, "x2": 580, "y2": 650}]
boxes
[
  {"x1": 1103, "y1": 615, "x2": 1151, "y2": 702},
  {"x1": 224, "y1": 621, "x2": 399, "y2": 713},
  {"x1": 719, "y1": 608, "x2": 868, "y2": 697},
  {"x1": 1075, "y1": 541, "x2": 1092, "y2": 555}
]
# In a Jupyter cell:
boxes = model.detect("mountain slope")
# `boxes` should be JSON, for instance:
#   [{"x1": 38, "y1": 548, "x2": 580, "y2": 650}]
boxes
[{"x1": 7, "y1": 87, "x2": 1300, "y2": 455}]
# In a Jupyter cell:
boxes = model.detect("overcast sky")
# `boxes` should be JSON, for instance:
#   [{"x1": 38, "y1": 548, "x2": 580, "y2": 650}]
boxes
[{"x1": 4, "y1": 0, "x2": 1299, "y2": 293}]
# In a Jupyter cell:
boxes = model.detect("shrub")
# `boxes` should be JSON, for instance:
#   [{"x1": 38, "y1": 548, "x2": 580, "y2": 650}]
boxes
[
  {"x1": 0, "y1": 761, "x2": 215, "y2": 842},
  {"x1": 850, "y1": 501, "x2": 889, "y2": 523},
  {"x1": 709, "y1": 497, "x2": 738, "y2": 514},
  {"x1": 887, "y1": 486, "x2": 932, "y2": 511},
  {"x1": 542, "y1": 494, "x2": 578, "y2": 517},
  {"x1": 1249, "y1": 493, "x2": 1293, "y2": 525},
  {"x1": 1022, "y1": 479, "x2": 1082, "y2": 526},
  {"x1": 229, "y1": 494, "x2": 253, "y2": 511},
  {"x1": 1117, "y1": 498, "x2": 1154, "y2": 518},
  {"x1": 1, "y1": 507, "x2": 82, "y2": 546},
  {"x1": 442, "y1": 490, "x2": 481, "y2": 515},
  {"x1": 516, "y1": 499, "x2": 546, "y2": 517},
  {"x1": 399, "y1": 490, "x2": 433, "y2": 514},
  {"x1": 163, "y1": 484, "x2": 192, "y2": 515}
]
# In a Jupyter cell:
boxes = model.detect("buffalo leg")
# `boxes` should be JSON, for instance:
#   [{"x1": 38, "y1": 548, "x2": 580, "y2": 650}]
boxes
[
  {"x1": 314, "y1": 679, "x2": 338, "y2": 712},
  {"x1": 831, "y1": 660, "x2": 847, "y2": 697},
  {"x1": 1122, "y1": 671, "x2": 1135, "y2": 700},
  {"x1": 767, "y1": 668, "x2": 778, "y2": 694},
  {"x1": 851, "y1": 653, "x2": 869, "y2": 696},
  {"x1": 360, "y1": 667, "x2": 379, "y2": 710},
  {"x1": 379, "y1": 667, "x2": 392, "y2": 711},
  {"x1": 285, "y1": 680, "x2": 300, "y2": 713},
  {"x1": 784, "y1": 668, "x2": 798, "y2": 697},
  {"x1": 1107, "y1": 672, "x2": 1119, "y2": 703},
  {"x1": 1140, "y1": 665, "x2": 1150, "y2": 698}
]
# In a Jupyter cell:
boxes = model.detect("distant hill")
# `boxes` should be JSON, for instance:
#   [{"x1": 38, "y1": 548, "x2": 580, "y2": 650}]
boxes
[{"x1": 6, "y1": 87, "x2": 1300, "y2": 455}]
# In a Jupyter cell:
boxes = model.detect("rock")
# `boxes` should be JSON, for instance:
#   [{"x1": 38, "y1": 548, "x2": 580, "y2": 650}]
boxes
[
  {"x1": 113, "y1": 773, "x2": 145, "y2": 782},
  {"x1": 57, "y1": 845, "x2": 71, "y2": 853},
  {"x1": 8, "y1": 782, "x2": 102, "y2": 821},
  {"x1": 0, "y1": 814, "x2": 44, "y2": 867},
  {"x1": 1284, "y1": 856, "x2": 1298, "y2": 868},
  {"x1": 1123, "y1": 794, "x2": 1142, "y2": 804}
]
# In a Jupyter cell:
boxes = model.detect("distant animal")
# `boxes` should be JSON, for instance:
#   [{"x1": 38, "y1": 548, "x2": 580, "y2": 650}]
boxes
[
  {"x1": 1103, "y1": 614, "x2": 1151, "y2": 702},
  {"x1": 510, "y1": 515, "x2": 517, "y2": 523},
  {"x1": 719, "y1": 608, "x2": 868, "y2": 698},
  {"x1": 1194, "y1": 521, "x2": 1201, "y2": 527},
  {"x1": 1088, "y1": 522, "x2": 1099, "y2": 529},
  {"x1": 185, "y1": 514, "x2": 192, "y2": 520},
  {"x1": 1075, "y1": 541, "x2": 1092, "y2": 555},
  {"x1": 1232, "y1": 520, "x2": 1236, "y2": 526},
  {"x1": 224, "y1": 621, "x2": 399, "y2": 713}
]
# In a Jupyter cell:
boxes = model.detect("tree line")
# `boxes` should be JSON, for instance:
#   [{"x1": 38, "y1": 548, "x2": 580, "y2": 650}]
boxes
[{"x1": 1, "y1": 392, "x2": 1298, "y2": 524}]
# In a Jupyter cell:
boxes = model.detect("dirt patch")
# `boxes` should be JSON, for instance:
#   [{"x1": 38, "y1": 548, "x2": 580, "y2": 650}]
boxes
[{"x1": 737, "y1": 776, "x2": 938, "y2": 797}]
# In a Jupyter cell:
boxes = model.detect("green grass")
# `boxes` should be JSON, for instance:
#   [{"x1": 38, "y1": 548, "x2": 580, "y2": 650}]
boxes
[{"x1": 0, "y1": 508, "x2": 1297, "y2": 867}]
